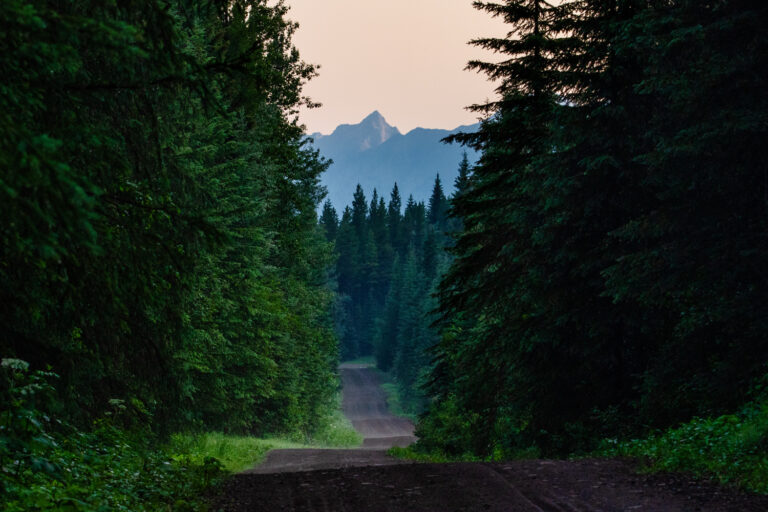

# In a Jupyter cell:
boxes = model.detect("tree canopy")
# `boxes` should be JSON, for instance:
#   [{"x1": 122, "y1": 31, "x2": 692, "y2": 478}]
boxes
[
  {"x1": 421, "y1": 0, "x2": 768, "y2": 457},
  {"x1": 1, "y1": 0, "x2": 337, "y2": 435}
]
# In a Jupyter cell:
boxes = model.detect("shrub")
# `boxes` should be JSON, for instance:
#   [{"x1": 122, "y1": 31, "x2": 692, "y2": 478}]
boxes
[
  {"x1": 599, "y1": 402, "x2": 768, "y2": 494},
  {"x1": 0, "y1": 359, "x2": 224, "y2": 511}
]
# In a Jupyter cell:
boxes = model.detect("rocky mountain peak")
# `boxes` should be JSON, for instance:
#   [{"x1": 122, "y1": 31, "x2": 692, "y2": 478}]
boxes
[{"x1": 326, "y1": 111, "x2": 401, "y2": 152}]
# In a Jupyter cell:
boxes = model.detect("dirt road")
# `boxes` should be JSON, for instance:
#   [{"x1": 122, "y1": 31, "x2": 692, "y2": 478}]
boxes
[
  {"x1": 339, "y1": 363, "x2": 416, "y2": 449},
  {"x1": 215, "y1": 364, "x2": 768, "y2": 511},
  {"x1": 244, "y1": 363, "x2": 416, "y2": 474}
]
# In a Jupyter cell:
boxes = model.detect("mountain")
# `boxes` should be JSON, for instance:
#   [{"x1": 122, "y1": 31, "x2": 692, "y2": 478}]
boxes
[{"x1": 310, "y1": 111, "x2": 479, "y2": 211}]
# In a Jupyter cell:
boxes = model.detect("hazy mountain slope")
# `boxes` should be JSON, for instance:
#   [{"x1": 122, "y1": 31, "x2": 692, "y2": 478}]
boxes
[{"x1": 311, "y1": 112, "x2": 479, "y2": 210}]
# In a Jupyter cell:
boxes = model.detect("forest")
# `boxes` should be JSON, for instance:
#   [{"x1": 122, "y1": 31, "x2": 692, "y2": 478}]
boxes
[
  {"x1": 2, "y1": 0, "x2": 768, "y2": 509},
  {"x1": 1, "y1": 1, "x2": 341, "y2": 509},
  {"x1": 318, "y1": 159, "x2": 468, "y2": 413}
]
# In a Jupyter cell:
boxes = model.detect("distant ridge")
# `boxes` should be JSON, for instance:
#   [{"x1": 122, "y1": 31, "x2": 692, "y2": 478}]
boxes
[
  {"x1": 310, "y1": 112, "x2": 479, "y2": 210},
  {"x1": 312, "y1": 111, "x2": 400, "y2": 153}
]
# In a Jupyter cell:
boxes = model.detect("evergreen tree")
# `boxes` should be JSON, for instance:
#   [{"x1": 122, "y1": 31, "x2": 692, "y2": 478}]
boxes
[
  {"x1": 427, "y1": 174, "x2": 448, "y2": 229},
  {"x1": 433, "y1": 0, "x2": 585, "y2": 453},
  {"x1": 424, "y1": 0, "x2": 768, "y2": 458},
  {"x1": 447, "y1": 153, "x2": 473, "y2": 234},
  {"x1": 388, "y1": 183, "x2": 403, "y2": 253},
  {"x1": 454, "y1": 151, "x2": 471, "y2": 196},
  {"x1": 402, "y1": 195, "x2": 426, "y2": 256},
  {"x1": 369, "y1": 190, "x2": 393, "y2": 306},
  {"x1": 597, "y1": 0, "x2": 768, "y2": 423},
  {"x1": 319, "y1": 200, "x2": 339, "y2": 242},
  {"x1": 351, "y1": 184, "x2": 369, "y2": 243},
  {"x1": 392, "y1": 247, "x2": 437, "y2": 413}
]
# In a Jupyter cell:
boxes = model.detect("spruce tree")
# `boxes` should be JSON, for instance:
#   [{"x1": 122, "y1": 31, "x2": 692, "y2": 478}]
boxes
[
  {"x1": 454, "y1": 151, "x2": 471, "y2": 196},
  {"x1": 351, "y1": 184, "x2": 369, "y2": 243},
  {"x1": 597, "y1": 0, "x2": 768, "y2": 423},
  {"x1": 427, "y1": 174, "x2": 448, "y2": 229},
  {"x1": 319, "y1": 200, "x2": 339, "y2": 242},
  {"x1": 388, "y1": 183, "x2": 403, "y2": 254},
  {"x1": 434, "y1": 0, "x2": 579, "y2": 453}
]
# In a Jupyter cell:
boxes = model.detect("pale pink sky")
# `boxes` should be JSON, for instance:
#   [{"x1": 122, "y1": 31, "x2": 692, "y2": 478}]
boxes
[{"x1": 287, "y1": 0, "x2": 507, "y2": 135}]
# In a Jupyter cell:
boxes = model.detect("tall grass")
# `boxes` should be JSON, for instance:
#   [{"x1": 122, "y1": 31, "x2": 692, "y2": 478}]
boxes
[{"x1": 170, "y1": 407, "x2": 362, "y2": 473}]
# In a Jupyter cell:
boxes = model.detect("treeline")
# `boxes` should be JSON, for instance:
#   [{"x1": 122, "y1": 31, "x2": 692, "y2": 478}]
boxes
[
  {"x1": 1, "y1": 0, "x2": 337, "y2": 436},
  {"x1": 419, "y1": 0, "x2": 768, "y2": 457},
  {"x1": 319, "y1": 157, "x2": 470, "y2": 410}
]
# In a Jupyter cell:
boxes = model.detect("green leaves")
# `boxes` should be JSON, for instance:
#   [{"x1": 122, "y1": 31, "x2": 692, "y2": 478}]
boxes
[
  {"x1": 601, "y1": 402, "x2": 768, "y2": 494},
  {"x1": 2, "y1": 0, "x2": 338, "y2": 441}
]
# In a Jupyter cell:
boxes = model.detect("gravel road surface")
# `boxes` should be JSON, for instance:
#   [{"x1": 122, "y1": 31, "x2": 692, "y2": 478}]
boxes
[
  {"x1": 244, "y1": 363, "x2": 415, "y2": 474},
  {"x1": 215, "y1": 364, "x2": 768, "y2": 511}
]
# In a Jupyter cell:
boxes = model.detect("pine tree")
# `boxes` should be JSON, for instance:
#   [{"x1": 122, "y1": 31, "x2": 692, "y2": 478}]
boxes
[
  {"x1": 392, "y1": 246, "x2": 436, "y2": 413},
  {"x1": 447, "y1": 153, "x2": 473, "y2": 234},
  {"x1": 433, "y1": 0, "x2": 581, "y2": 454},
  {"x1": 453, "y1": 151, "x2": 471, "y2": 196},
  {"x1": 402, "y1": 195, "x2": 426, "y2": 255},
  {"x1": 319, "y1": 200, "x2": 339, "y2": 242},
  {"x1": 387, "y1": 183, "x2": 403, "y2": 253},
  {"x1": 597, "y1": 0, "x2": 768, "y2": 423},
  {"x1": 351, "y1": 184, "x2": 369, "y2": 243},
  {"x1": 427, "y1": 174, "x2": 448, "y2": 229},
  {"x1": 369, "y1": 190, "x2": 393, "y2": 306}
]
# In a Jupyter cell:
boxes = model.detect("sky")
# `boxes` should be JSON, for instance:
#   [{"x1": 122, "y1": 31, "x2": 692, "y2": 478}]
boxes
[{"x1": 286, "y1": 0, "x2": 507, "y2": 135}]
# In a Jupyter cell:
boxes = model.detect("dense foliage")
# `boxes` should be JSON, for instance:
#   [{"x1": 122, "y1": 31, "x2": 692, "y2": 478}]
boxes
[
  {"x1": 1, "y1": 0, "x2": 337, "y2": 435},
  {"x1": 600, "y1": 401, "x2": 768, "y2": 494},
  {"x1": 1, "y1": 1, "x2": 344, "y2": 507},
  {"x1": 1, "y1": 359, "x2": 224, "y2": 511},
  {"x1": 421, "y1": 0, "x2": 768, "y2": 457}
]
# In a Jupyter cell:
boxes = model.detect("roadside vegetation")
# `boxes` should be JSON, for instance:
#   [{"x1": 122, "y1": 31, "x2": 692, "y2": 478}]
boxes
[
  {"x1": 1, "y1": 360, "x2": 360, "y2": 510},
  {"x1": 1, "y1": 359, "x2": 223, "y2": 511},
  {"x1": 170, "y1": 411, "x2": 361, "y2": 473},
  {"x1": 371, "y1": 367, "x2": 419, "y2": 424},
  {"x1": 598, "y1": 401, "x2": 768, "y2": 494},
  {"x1": 2, "y1": 0, "x2": 341, "y2": 508}
]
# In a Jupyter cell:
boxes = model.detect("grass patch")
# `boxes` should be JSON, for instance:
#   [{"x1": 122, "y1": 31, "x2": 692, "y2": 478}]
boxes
[
  {"x1": 171, "y1": 404, "x2": 362, "y2": 473},
  {"x1": 597, "y1": 401, "x2": 768, "y2": 494},
  {"x1": 170, "y1": 432, "x2": 291, "y2": 473},
  {"x1": 309, "y1": 407, "x2": 363, "y2": 447},
  {"x1": 379, "y1": 381, "x2": 418, "y2": 422}
]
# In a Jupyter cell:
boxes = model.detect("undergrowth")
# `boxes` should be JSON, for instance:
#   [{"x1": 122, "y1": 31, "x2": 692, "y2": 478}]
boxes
[
  {"x1": 369, "y1": 368, "x2": 419, "y2": 423},
  {"x1": 598, "y1": 402, "x2": 768, "y2": 494},
  {"x1": 171, "y1": 407, "x2": 362, "y2": 473},
  {"x1": 0, "y1": 359, "x2": 224, "y2": 512},
  {"x1": 1, "y1": 360, "x2": 362, "y2": 511}
]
